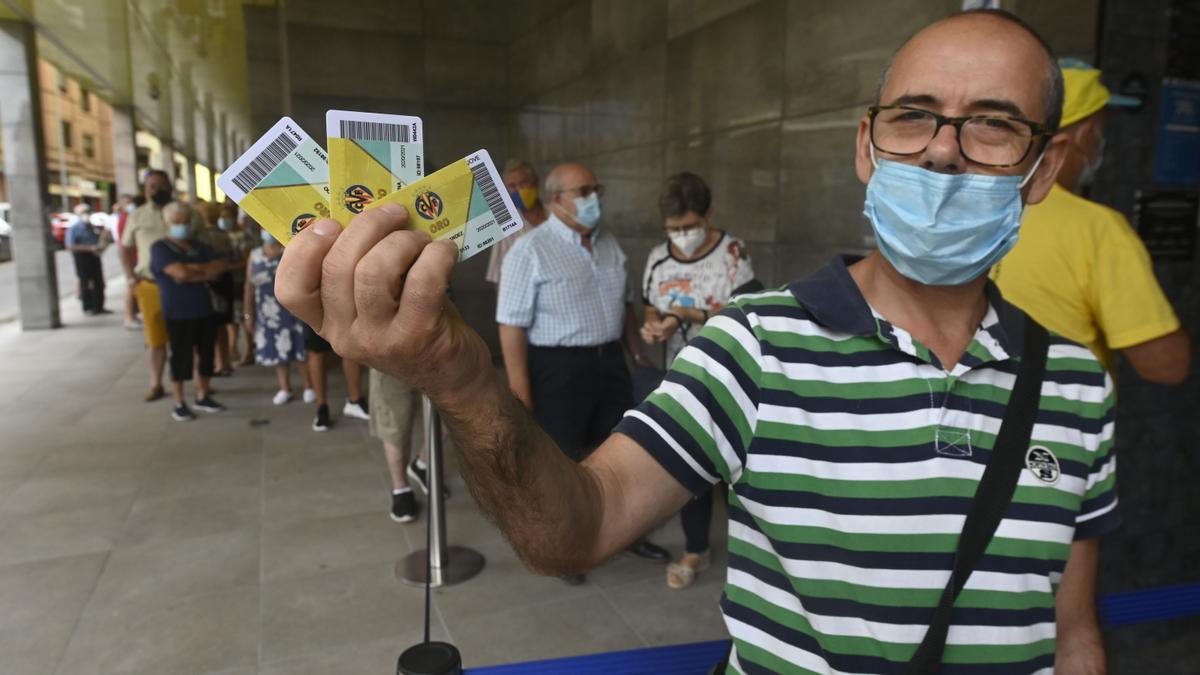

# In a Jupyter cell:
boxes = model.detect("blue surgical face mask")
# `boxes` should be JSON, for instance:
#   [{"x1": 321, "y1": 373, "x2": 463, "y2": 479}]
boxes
[
  {"x1": 168, "y1": 223, "x2": 191, "y2": 240},
  {"x1": 862, "y1": 152, "x2": 1044, "y2": 286},
  {"x1": 217, "y1": 217, "x2": 233, "y2": 231},
  {"x1": 260, "y1": 229, "x2": 274, "y2": 244},
  {"x1": 572, "y1": 193, "x2": 602, "y2": 230}
]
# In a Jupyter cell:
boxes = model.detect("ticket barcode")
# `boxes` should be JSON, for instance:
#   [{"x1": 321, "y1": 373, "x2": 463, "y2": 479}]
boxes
[
  {"x1": 339, "y1": 120, "x2": 412, "y2": 143},
  {"x1": 231, "y1": 133, "x2": 299, "y2": 193},
  {"x1": 470, "y1": 160, "x2": 513, "y2": 228}
]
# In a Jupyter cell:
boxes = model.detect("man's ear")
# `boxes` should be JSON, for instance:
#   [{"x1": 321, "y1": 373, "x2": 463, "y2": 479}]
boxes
[
  {"x1": 1023, "y1": 133, "x2": 1069, "y2": 205},
  {"x1": 854, "y1": 117, "x2": 874, "y2": 185}
]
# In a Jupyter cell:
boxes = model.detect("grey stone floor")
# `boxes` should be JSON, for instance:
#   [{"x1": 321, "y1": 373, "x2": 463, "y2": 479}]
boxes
[{"x1": 0, "y1": 280, "x2": 729, "y2": 674}]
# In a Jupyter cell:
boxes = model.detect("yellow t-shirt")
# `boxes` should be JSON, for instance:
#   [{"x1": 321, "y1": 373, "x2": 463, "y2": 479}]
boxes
[{"x1": 993, "y1": 184, "x2": 1180, "y2": 373}]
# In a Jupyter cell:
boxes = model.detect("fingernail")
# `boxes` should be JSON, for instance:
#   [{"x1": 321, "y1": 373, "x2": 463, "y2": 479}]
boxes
[
  {"x1": 379, "y1": 204, "x2": 408, "y2": 218},
  {"x1": 313, "y1": 219, "x2": 340, "y2": 237}
]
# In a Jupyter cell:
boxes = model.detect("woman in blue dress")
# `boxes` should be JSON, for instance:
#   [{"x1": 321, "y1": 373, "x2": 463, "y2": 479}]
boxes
[{"x1": 243, "y1": 231, "x2": 307, "y2": 405}]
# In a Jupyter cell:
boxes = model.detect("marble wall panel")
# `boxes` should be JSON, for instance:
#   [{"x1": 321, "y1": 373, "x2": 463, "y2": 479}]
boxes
[
  {"x1": 589, "y1": 46, "x2": 666, "y2": 154},
  {"x1": 664, "y1": 0, "x2": 785, "y2": 138},
  {"x1": 665, "y1": 121, "x2": 781, "y2": 245},
  {"x1": 287, "y1": 25, "x2": 424, "y2": 100},
  {"x1": 784, "y1": 0, "x2": 955, "y2": 118},
  {"x1": 422, "y1": 0, "x2": 510, "y2": 42},
  {"x1": 777, "y1": 107, "x2": 872, "y2": 254},
  {"x1": 590, "y1": 0, "x2": 667, "y2": 66},
  {"x1": 287, "y1": 0, "x2": 422, "y2": 33},
  {"x1": 421, "y1": 105, "x2": 510, "y2": 171},
  {"x1": 666, "y1": 0, "x2": 759, "y2": 39},
  {"x1": 423, "y1": 39, "x2": 508, "y2": 106},
  {"x1": 588, "y1": 143, "x2": 666, "y2": 241}
]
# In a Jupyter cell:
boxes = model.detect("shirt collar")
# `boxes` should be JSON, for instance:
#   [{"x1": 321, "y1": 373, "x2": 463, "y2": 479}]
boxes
[
  {"x1": 546, "y1": 212, "x2": 598, "y2": 246},
  {"x1": 788, "y1": 256, "x2": 1026, "y2": 359}
]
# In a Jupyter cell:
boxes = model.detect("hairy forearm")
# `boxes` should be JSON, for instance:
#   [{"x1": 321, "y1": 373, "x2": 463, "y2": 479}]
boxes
[
  {"x1": 437, "y1": 366, "x2": 603, "y2": 575},
  {"x1": 1055, "y1": 539, "x2": 1106, "y2": 674}
]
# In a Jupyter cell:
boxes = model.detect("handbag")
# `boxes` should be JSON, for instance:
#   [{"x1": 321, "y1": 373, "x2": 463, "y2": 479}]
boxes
[{"x1": 904, "y1": 315, "x2": 1049, "y2": 674}]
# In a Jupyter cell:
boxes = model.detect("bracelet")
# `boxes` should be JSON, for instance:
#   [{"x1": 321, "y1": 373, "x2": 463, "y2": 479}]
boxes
[
  {"x1": 665, "y1": 312, "x2": 684, "y2": 325},
  {"x1": 701, "y1": 308, "x2": 710, "y2": 322}
]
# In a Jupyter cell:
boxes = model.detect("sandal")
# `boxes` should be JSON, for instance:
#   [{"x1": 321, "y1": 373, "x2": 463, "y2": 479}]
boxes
[{"x1": 666, "y1": 551, "x2": 711, "y2": 590}]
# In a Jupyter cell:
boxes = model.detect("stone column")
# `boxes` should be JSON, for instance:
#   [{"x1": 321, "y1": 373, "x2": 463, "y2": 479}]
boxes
[
  {"x1": 111, "y1": 105, "x2": 138, "y2": 198},
  {"x1": 0, "y1": 20, "x2": 60, "y2": 329}
]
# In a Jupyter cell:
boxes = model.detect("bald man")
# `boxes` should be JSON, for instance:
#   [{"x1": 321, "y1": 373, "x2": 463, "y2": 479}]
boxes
[
  {"x1": 496, "y1": 162, "x2": 668, "y2": 578},
  {"x1": 275, "y1": 9, "x2": 1115, "y2": 672}
]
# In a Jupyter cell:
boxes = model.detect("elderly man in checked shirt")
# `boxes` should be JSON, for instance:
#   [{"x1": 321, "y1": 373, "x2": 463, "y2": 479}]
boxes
[{"x1": 494, "y1": 162, "x2": 669, "y2": 581}]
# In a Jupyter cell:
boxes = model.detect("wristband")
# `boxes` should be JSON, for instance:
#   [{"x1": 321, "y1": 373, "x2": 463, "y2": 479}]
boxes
[{"x1": 665, "y1": 312, "x2": 684, "y2": 326}]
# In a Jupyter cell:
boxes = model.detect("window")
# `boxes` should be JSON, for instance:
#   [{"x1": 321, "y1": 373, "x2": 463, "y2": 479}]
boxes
[
  {"x1": 55, "y1": 69, "x2": 66, "y2": 92},
  {"x1": 80, "y1": 89, "x2": 90, "y2": 112},
  {"x1": 61, "y1": 121, "x2": 73, "y2": 148},
  {"x1": 82, "y1": 133, "x2": 94, "y2": 158}
]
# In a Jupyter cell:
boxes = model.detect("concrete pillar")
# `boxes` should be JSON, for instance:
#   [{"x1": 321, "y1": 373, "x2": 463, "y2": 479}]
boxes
[
  {"x1": 0, "y1": 20, "x2": 60, "y2": 329},
  {"x1": 111, "y1": 105, "x2": 138, "y2": 198}
]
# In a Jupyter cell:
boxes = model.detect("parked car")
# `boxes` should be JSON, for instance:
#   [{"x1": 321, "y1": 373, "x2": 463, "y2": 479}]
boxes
[{"x1": 49, "y1": 211, "x2": 74, "y2": 246}]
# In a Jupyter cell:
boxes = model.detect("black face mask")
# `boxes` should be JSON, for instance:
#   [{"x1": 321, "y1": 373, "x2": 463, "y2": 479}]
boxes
[{"x1": 151, "y1": 188, "x2": 172, "y2": 206}]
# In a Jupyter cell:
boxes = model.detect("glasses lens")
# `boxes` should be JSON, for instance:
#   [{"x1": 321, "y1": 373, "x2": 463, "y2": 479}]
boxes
[
  {"x1": 872, "y1": 108, "x2": 937, "y2": 155},
  {"x1": 961, "y1": 117, "x2": 1033, "y2": 166}
]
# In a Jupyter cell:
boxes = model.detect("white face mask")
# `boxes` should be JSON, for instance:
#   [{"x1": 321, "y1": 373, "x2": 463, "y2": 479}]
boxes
[{"x1": 669, "y1": 227, "x2": 707, "y2": 258}]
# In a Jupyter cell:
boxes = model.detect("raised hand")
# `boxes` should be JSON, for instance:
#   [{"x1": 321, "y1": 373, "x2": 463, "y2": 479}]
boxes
[{"x1": 274, "y1": 204, "x2": 493, "y2": 403}]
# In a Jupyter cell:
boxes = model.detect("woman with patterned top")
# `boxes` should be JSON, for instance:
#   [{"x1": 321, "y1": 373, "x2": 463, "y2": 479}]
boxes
[
  {"x1": 641, "y1": 173, "x2": 762, "y2": 589},
  {"x1": 244, "y1": 230, "x2": 307, "y2": 406}
]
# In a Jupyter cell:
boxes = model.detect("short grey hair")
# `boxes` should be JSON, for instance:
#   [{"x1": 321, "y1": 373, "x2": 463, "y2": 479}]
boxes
[
  {"x1": 162, "y1": 201, "x2": 190, "y2": 225},
  {"x1": 872, "y1": 9, "x2": 1064, "y2": 132}
]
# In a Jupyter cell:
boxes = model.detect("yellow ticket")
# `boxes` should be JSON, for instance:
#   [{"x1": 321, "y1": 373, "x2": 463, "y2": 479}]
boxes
[
  {"x1": 327, "y1": 110, "x2": 423, "y2": 225},
  {"x1": 217, "y1": 117, "x2": 331, "y2": 245},
  {"x1": 366, "y1": 149, "x2": 522, "y2": 260}
]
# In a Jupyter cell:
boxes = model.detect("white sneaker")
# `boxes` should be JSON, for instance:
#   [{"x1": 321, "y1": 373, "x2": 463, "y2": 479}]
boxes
[
  {"x1": 302, "y1": 388, "x2": 317, "y2": 403},
  {"x1": 272, "y1": 389, "x2": 293, "y2": 406},
  {"x1": 342, "y1": 398, "x2": 370, "y2": 421}
]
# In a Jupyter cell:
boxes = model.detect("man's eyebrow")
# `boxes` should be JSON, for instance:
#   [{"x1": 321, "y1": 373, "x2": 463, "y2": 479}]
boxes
[
  {"x1": 886, "y1": 93, "x2": 939, "y2": 107},
  {"x1": 967, "y1": 98, "x2": 1027, "y2": 118},
  {"x1": 883, "y1": 94, "x2": 1030, "y2": 119}
]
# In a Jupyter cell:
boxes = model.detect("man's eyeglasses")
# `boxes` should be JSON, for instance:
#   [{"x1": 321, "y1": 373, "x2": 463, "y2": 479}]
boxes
[
  {"x1": 559, "y1": 184, "x2": 606, "y2": 199},
  {"x1": 868, "y1": 105, "x2": 1053, "y2": 168}
]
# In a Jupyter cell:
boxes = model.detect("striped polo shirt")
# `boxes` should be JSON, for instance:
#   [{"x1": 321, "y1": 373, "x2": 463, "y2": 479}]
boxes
[{"x1": 615, "y1": 258, "x2": 1118, "y2": 674}]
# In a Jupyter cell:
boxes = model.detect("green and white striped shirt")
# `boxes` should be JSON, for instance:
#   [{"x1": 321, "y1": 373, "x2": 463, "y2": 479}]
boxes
[{"x1": 615, "y1": 258, "x2": 1118, "y2": 674}]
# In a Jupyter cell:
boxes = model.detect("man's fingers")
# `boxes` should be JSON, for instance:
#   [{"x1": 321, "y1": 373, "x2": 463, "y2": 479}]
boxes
[
  {"x1": 354, "y1": 229, "x2": 431, "y2": 326},
  {"x1": 395, "y1": 239, "x2": 459, "y2": 334},
  {"x1": 276, "y1": 218, "x2": 342, "y2": 330},
  {"x1": 320, "y1": 204, "x2": 411, "y2": 335}
]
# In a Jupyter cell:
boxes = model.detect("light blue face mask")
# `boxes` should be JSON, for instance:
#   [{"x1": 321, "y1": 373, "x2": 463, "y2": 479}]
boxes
[
  {"x1": 572, "y1": 193, "x2": 602, "y2": 230},
  {"x1": 168, "y1": 223, "x2": 191, "y2": 240},
  {"x1": 217, "y1": 217, "x2": 233, "y2": 231},
  {"x1": 863, "y1": 152, "x2": 1044, "y2": 286}
]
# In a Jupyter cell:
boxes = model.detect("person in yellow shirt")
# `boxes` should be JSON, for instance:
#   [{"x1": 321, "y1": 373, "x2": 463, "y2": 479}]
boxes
[{"x1": 993, "y1": 61, "x2": 1190, "y2": 383}]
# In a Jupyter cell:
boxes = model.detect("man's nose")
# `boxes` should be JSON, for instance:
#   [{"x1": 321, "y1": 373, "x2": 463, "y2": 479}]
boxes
[{"x1": 920, "y1": 123, "x2": 966, "y2": 175}]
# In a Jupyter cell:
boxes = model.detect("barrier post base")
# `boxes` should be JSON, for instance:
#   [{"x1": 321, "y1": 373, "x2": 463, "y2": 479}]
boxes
[{"x1": 396, "y1": 547, "x2": 485, "y2": 588}]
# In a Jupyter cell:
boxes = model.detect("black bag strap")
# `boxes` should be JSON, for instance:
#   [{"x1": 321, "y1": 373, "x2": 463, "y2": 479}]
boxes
[{"x1": 904, "y1": 316, "x2": 1049, "y2": 674}]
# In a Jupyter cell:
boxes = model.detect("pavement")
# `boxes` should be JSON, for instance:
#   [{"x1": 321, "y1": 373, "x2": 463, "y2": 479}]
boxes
[
  {"x1": 0, "y1": 246, "x2": 123, "y2": 325},
  {"x1": 0, "y1": 278, "x2": 728, "y2": 674}
]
